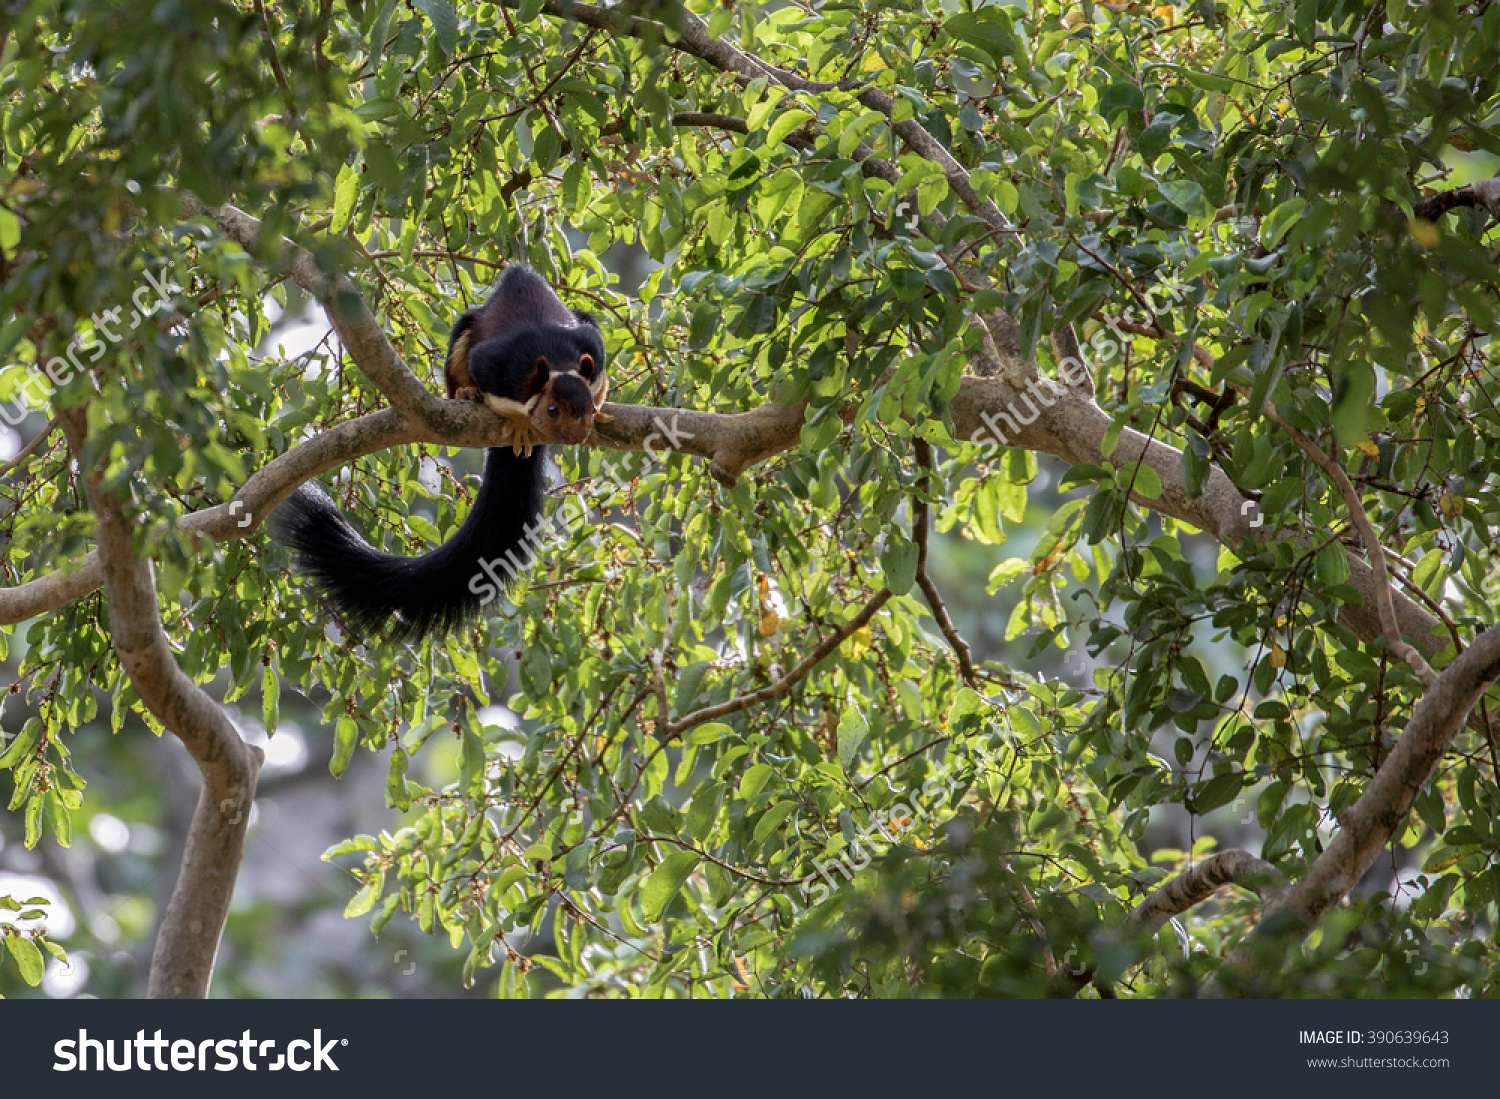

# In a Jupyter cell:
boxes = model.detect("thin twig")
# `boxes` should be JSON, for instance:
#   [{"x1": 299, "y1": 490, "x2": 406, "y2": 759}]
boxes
[
  {"x1": 1260, "y1": 406, "x2": 1437, "y2": 687},
  {"x1": 666, "y1": 589, "x2": 893, "y2": 736},
  {"x1": 911, "y1": 440, "x2": 977, "y2": 687},
  {"x1": 0, "y1": 416, "x2": 58, "y2": 480}
]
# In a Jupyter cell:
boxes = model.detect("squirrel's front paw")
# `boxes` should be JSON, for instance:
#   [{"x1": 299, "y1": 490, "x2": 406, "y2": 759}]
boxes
[{"x1": 453, "y1": 386, "x2": 482, "y2": 402}]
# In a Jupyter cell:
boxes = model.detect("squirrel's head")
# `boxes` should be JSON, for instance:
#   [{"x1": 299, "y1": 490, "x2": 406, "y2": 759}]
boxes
[{"x1": 523, "y1": 360, "x2": 597, "y2": 444}]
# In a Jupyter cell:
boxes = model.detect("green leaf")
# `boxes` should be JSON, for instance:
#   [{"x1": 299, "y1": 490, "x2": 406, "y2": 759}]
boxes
[
  {"x1": 344, "y1": 877, "x2": 381, "y2": 919},
  {"x1": 641, "y1": 850, "x2": 699, "y2": 921},
  {"x1": 261, "y1": 664, "x2": 280, "y2": 736},
  {"x1": 1100, "y1": 82, "x2": 1145, "y2": 118},
  {"x1": 5, "y1": 934, "x2": 44, "y2": 986},
  {"x1": 943, "y1": 11, "x2": 1021, "y2": 67},
  {"x1": 1118, "y1": 462, "x2": 1163, "y2": 500},
  {"x1": 1158, "y1": 180, "x2": 1210, "y2": 217},
  {"x1": 880, "y1": 534, "x2": 919, "y2": 595},
  {"x1": 688, "y1": 722, "x2": 733, "y2": 745},
  {"x1": 461, "y1": 728, "x2": 485, "y2": 799},
  {"x1": 765, "y1": 109, "x2": 815, "y2": 147},
  {"x1": 837, "y1": 712, "x2": 870, "y2": 770},
  {"x1": 1332, "y1": 363, "x2": 1375, "y2": 448},
  {"x1": 331, "y1": 716, "x2": 359, "y2": 777},
  {"x1": 413, "y1": 0, "x2": 458, "y2": 54},
  {"x1": 753, "y1": 801, "x2": 796, "y2": 843},
  {"x1": 1152, "y1": 63, "x2": 1241, "y2": 94},
  {"x1": 0, "y1": 720, "x2": 42, "y2": 770},
  {"x1": 322, "y1": 835, "x2": 379, "y2": 860},
  {"x1": 368, "y1": 0, "x2": 398, "y2": 70},
  {"x1": 947, "y1": 687, "x2": 984, "y2": 730},
  {"x1": 1183, "y1": 432, "x2": 1210, "y2": 498},
  {"x1": 387, "y1": 747, "x2": 411, "y2": 811},
  {"x1": 44, "y1": 791, "x2": 70, "y2": 848},
  {"x1": 738, "y1": 763, "x2": 773, "y2": 802},
  {"x1": 330, "y1": 163, "x2": 359, "y2": 234},
  {"x1": 1190, "y1": 773, "x2": 1244, "y2": 815},
  {"x1": 1315, "y1": 541, "x2": 1350, "y2": 586}
]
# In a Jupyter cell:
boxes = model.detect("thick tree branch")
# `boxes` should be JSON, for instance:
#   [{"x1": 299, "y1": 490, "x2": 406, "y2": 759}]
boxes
[
  {"x1": 1064, "y1": 849, "x2": 1286, "y2": 997},
  {"x1": 1206, "y1": 624, "x2": 1500, "y2": 995},
  {"x1": 0, "y1": 366, "x2": 1459, "y2": 691},
  {"x1": 57, "y1": 406, "x2": 263, "y2": 998},
  {"x1": 175, "y1": 193, "x2": 452, "y2": 429},
  {"x1": 1412, "y1": 174, "x2": 1500, "y2": 222},
  {"x1": 1126, "y1": 850, "x2": 1288, "y2": 938}
]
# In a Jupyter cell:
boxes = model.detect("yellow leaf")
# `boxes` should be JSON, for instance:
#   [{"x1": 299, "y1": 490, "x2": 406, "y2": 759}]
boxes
[
  {"x1": 1269, "y1": 642, "x2": 1286, "y2": 668},
  {"x1": 759, "y1": 611, "x2": 780, "y2": 637},
  {"x1": 847, "y1": 626, "x2": 872, "y2": 659},
  {"x1": 1410, "y1": 219, "x2": 1440, "y2": 248},
  {"x1": 1356, "y1": 438, "x2": 1380, "y2": 458}
]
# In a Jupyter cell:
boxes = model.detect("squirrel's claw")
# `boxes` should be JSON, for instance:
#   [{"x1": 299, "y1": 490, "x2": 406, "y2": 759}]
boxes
[{"x1": 481, "y1": 392, "x2": 545, "y2": 456}]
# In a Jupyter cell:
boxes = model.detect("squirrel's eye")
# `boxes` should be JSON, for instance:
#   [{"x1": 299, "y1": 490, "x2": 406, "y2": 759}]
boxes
[{"x1": 547, "y1": 404, "x2": 560, "y2": 419}]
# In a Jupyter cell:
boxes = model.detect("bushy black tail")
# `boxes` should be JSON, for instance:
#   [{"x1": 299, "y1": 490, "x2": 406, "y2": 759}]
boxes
[{"x1": 273, "y1": 447, "x2": 547, "y2": 641}]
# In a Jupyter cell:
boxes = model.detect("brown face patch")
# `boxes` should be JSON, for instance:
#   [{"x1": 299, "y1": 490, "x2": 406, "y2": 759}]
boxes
[{"x1": 534, "y1": 372, "x2": 596, "y2": 443}]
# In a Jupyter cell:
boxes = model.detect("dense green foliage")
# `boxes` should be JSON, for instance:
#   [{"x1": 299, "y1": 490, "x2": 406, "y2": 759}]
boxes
[{"x1": 3, "y1": 0, "x2": 1500, "y2": 997}]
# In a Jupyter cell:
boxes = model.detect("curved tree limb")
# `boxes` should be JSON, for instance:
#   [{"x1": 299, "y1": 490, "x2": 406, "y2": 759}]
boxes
[
  {"x1": 57, "y1": 406, "x2": 263, "y2": 998},
  {"x1": 0, "y1": 367, "x2": 1457, "y2": 682},
  {"x1": 1269, "y1": 412, "x2": 1437, "y2": 686},
  {"x1": 176, "y1": 193, "x2": 446, "y2": 428},
  {"x1": 1412, "y1": 173, "x2": 1500, "y2": 222},
  {"x1": 1205, "y1": 624, "x2": 1500, "y2": 996},
  {"x1": 1126, "y1": 850, "x2": 1288, "y2": 938},
  {"x1": 1063, "y1": 849, "x2": 1286, "y2": 997}
]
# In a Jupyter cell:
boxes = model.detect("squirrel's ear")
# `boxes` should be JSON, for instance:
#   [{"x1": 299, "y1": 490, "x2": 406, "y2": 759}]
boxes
[{"x1": 521, "y1": 356, "x2": 551, "y2": 400}]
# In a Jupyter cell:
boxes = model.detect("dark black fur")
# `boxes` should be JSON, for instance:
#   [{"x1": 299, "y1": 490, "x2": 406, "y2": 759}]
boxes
[{"x1": 273, "y1": 266, "x2": 604, "y2": 641}]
